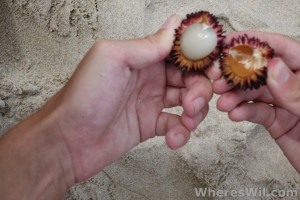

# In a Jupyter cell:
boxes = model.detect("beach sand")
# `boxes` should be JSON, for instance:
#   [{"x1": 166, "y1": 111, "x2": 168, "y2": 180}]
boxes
[{"x1": 1, "y1": 0, "x2": 300, "y2": 199}]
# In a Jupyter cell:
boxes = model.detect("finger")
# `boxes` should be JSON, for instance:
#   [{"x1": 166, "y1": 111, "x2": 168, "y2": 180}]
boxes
[
  {"x1": 229, "y1": 102, "x2": 275, "y2": 128},
  {"x1": 229, "y1": 102, "x2": 299, "y2": 140},
  {"x1": 119, "y1": 15, "x2": 182, "y2": 69},
  {"x1": 226, "y1": 31, "x2": 300, "y2": 70},
  {"x1": 155, "y1": 112, "x2": 190, "y2": 149},
  {"x1": 182, "y1": 73, "x2": 213, "y2": 117},
  {"x1": 166, "y1": 62, "x2": 185, "y2": 88},
  {"x1": 181, "y1": 105, "x2": 209, "y2": 131},
  {"x1": 213, "y1": 78, "x2": 233, "y2": 94},
  {"x1": 163, "y1": 86, "x2": 186, "y2": 108},
  {"x1": 268, "y1": 58, "x2": 300, "y2": 116},
  {"x1": 267, "y1": 107, "x2": 299, "y2": 140},
  {"x1": 217, "y1": 87, "x2": 273, "y2": 112},
  {"x1": 204, "y1": 60, "x2": 222, "y2": 81}
]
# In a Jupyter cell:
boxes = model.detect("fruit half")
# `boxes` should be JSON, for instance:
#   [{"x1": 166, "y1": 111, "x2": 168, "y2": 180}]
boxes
[
  {"x1": 220, "y1": 34, "x2": 274, "y2": 90},
  {"x1": 170, "y1": 11, "x2": 224, "y2": 71}
]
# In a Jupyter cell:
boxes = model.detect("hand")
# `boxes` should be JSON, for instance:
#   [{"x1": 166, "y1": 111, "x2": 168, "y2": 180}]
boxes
[
  {"x1": 46, "y1": 15, "x2": 214, "y2": 183},
  {"x1": 213, "y1": 31, "x2": 300, "y2": 173},
  {"x1": 0, "y1": 15, "x2": 214, "y2": 199}
]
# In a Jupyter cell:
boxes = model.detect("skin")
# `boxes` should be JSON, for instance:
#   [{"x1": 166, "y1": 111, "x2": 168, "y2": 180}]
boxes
[
  {"x1": 213, "y1": 31, "x2": 300, "y2": 173},
  {"x1": 0, "y1": 17, "x2": 299, "y2": 199},
  {"x1": 0, "y1": 15, "x2": 214, "y2": 199}
]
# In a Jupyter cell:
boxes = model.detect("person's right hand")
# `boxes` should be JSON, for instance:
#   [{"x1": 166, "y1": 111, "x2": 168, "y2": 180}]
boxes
[{"x1": 213, "y1": 31, "x2": 300, "y2": 173}]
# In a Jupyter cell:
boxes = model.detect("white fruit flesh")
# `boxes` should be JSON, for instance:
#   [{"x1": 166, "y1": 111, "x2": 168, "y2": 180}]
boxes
[{"x1": 180, "y1": 23, "x2": 217, "y2": 61}]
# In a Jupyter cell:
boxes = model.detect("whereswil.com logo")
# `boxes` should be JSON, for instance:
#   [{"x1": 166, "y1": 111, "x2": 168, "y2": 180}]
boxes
[{"x1": 195, "y1": 187, "x2": 298, "y2": 198}]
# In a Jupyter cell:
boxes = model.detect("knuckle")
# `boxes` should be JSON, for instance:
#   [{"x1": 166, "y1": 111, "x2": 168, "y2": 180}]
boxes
[
  {"x1": 146, "y1": 31, "x2": 169, "y2": 59},
  {"x1": 94, "y1": 39, "x2": 110, "y2": 51},
  {"x1": 93, "y1": 39, "x2": 115, "y2": 57},
  {"x1": 93, "y1": 39, "x2": 124, "y2": 61}
]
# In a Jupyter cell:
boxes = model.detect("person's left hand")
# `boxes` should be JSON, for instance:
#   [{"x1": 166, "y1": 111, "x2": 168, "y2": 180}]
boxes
[{"x1": 41, "y1": 15, "x2": 214, "y2": 184}]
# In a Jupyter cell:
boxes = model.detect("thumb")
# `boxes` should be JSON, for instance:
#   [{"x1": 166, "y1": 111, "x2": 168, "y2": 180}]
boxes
[
  {"x1": 267, "y1": 57, "x2": 300, "y2": 116},
  {"x1": 120, "y1": 14, "x2": 182, "y2": 69}
]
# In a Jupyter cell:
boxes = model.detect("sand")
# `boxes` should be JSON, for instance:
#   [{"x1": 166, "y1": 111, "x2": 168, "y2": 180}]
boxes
[{"x1": 1, "y1": 0, "x2": 300, "y2": 199}]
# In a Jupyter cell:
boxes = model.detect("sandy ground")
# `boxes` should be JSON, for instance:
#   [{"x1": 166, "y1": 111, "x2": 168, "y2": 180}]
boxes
[{"x1": 1, "y1": 0, "x2": 300, "y2": 199}]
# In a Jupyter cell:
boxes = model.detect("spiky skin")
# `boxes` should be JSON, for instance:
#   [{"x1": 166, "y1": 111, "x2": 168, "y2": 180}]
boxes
[
  {"x1": 170, "y1": 11, "x2": 225, "y2": 72},
  {"x1": 220, "y1": 34, "x2": 275, "y2": 90}
]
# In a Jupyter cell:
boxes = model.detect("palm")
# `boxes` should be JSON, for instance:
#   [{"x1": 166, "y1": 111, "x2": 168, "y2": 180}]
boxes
[
  {"x1": 57, "y1": 21, "x2": 212, "y2": 182},
  {"x1": 122, "y1": 63, "x2": 166, "y2": 142},
  {"x1": 60, "y1": 59, "x2": 167, "y2": 181},
  {"x1": 104, "y1": 62, "x2": 167, "y2": 152}
]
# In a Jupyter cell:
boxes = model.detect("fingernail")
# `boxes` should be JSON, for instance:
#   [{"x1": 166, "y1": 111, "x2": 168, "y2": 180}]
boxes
[
  {"x1": 269, "y1": 58, "x2": 290, "y2": 85},
  {"x1": 192, "y1": 112, "x2": 204, "y2": 131},
  {"x1": 193, "y1": 97, "x2": 205, "y2": 115},
  {"x1": 162, "y1": 14, "x2": 181, "y2": 29}
]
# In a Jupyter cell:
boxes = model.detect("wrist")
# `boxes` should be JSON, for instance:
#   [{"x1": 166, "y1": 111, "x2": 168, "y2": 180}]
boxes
[{"x1": 0, "y1": 95, "x2": 74, "y2": 199}]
